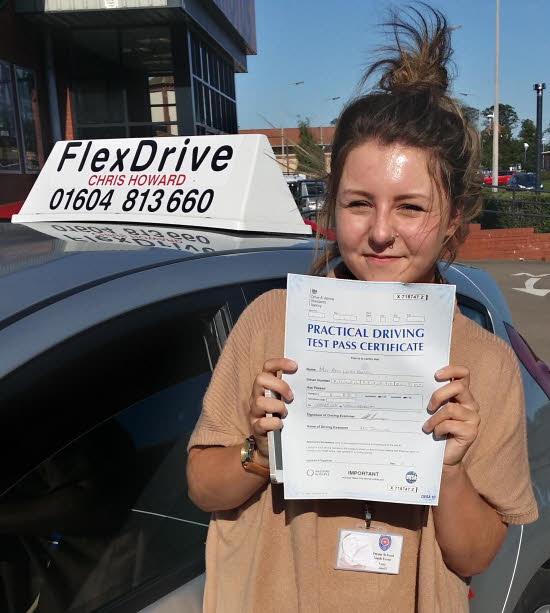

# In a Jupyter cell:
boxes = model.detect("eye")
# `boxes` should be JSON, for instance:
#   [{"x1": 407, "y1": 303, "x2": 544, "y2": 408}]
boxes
[
  {"x1": 346, "y1": 200, "x2": 372, "y2": 208},
  {"x1": 399, "y1": 203, "x2": 425, "y2": 213}
]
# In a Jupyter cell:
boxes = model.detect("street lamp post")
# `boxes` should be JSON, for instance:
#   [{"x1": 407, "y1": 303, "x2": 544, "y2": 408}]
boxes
[
  {"x1": 320, "y1": 96, "x2": 341, "y2": 147},
  {"x1": 492, "y1": 0, "x2": 500, "y2": 193},
  {"x1": 533, "y1": 83, "x2": 546, "y2": 193},
  {"x1": 524, "y1": 143, "x2": 529, "y2": 167}
]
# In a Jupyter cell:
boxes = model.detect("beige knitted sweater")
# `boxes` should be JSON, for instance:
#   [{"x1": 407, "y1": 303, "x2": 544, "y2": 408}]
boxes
[{"x1": 189, "y1": 288, "x2": 538, "y2": 613}]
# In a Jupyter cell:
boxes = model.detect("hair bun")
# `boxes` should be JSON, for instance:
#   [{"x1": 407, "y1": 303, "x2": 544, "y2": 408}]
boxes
[{"x1": 365, "y1": 5, "x2": 453, "y2": 98}]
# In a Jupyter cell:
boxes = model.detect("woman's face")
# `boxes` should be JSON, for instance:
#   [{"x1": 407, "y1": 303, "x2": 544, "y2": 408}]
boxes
[{"x1": 335, "y1": 140, "x2": 457, "y2": 284}]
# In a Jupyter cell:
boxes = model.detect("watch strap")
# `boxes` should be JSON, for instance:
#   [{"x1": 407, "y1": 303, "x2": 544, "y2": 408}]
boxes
[
  {"x1": 241, "y1": 436, "x2": 270, "y2": 479},
  {"x1": 243, "y1": 459, "x2": 270, "y2": 478}
]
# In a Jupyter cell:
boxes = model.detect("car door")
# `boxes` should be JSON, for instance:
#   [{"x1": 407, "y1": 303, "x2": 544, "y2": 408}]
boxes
[
  {"x1": 0, "y1": 247, "x2": 316, "y2": 612},
  {"x1": 0, "y1": 283, "x2": 250, "y2": 613}
]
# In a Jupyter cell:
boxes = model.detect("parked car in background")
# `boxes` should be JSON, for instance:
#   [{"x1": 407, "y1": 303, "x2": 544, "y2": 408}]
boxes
[
  {"x1": 483, "y1": 172, "x2": 513, "y2": 186},
  {"x1": 1, "y1": 135, "x2": 549, "y2": 613},
  {"x1": 506, "y1": 173, "x2": 543, "y2": 191},
  {"x1": 286, "y1": 178, "x2": 326, "y2": 213}
]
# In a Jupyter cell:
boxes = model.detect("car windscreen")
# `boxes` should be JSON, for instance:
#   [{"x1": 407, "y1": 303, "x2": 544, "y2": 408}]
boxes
[
  {"x1": 518, "y1": 175, "x2": 536, "y2": 187},
  {"x1": 304, "y1": 182, "x2": 326, "y2": 196}
]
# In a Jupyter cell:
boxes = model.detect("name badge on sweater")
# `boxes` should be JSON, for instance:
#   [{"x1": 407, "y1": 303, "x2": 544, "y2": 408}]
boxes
[{"x1": 335, "y1": 529, "x2": 403, "y2": 574}]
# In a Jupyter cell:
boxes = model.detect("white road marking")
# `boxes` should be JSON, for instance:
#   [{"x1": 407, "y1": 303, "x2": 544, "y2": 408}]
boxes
[{"x1": 512, "y1": 274, "x2": 550, "y2": 297}]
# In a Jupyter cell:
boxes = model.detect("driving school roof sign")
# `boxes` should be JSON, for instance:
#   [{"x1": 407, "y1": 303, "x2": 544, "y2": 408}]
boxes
[{"x1": 12, "y1": 134, "x2": 311, "y2": 235}]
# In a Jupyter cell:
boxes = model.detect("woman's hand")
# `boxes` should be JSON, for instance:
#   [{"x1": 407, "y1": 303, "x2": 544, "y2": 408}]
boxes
[
  {"x1": 423, "y1": 365, "x2": 481, "y2": 467},
  {"x1": 249, "y1": 358, "x2": 297, "y2": 463}
]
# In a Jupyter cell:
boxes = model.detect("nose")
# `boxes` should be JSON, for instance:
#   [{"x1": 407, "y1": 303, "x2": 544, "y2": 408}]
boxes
[{"x1": 369, "y1": 209, "x2": 395, "y2": 250}]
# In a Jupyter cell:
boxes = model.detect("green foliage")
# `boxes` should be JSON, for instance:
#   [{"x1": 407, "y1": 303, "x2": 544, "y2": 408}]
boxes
[
  {"x1": 480, "y1": 130, "x2": 523, "y2": 171},
  {"x1": 518, "y1": 119, "x2": 537, "y2": 171},
  {"x1": 477, "y1": 190, "x2": 550, "y2": 233},
  {"x1": 479, "y1": 104, "x2": 543, "y2": 172},
  {"x1": 519, "y1": 119, "x2": 536, "y2": 141},
  {"x1": 296, "y1": 118, "x2": 326, "y2": 177},
  {"x1": 460, "y1": 103, "x2": 480, "y2": 128},
  {"x1": 481, "y1": 103, "x2": 519, "y2": 135}
]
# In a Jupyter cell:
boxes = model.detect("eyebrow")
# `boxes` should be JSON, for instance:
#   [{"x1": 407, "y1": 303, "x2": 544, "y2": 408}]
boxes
[{"x1": 340, "y1": 189, "x2": 430, "y2": 202}]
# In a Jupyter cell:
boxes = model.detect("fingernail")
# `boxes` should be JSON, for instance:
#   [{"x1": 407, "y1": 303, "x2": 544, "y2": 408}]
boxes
[
  {"x1": 435, "y1": 369, "x2": 444, "y2": 378},
  {"x1": 288, "y1": 391, "x2": 294, "y2": 401},
  {"x1": 288, "y1": 360, "x2": 298, "y2": 369}
]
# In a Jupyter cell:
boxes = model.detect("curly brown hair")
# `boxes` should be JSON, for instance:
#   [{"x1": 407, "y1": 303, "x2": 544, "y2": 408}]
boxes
[{"x1": 311, "y1": 4, "x2": 482, "y2": 277}]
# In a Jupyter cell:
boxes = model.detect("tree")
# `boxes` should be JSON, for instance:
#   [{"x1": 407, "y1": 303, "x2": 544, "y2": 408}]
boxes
[
  {"x1": 481, "y1": 103, "x2": 519, "y2": 137},
  {"x1": 480, "y1": 129, "x2": 523, "y2": 171},
  {"x1": 460, "y1": 104, "x2": 480, "y2": 129},
  {"x1": 296, "y1": 118, "x2": 326, "y2": 176},
  {"x1": 480, "y1": 104, "x2": 521, "y2": 171},
  {"x1": 519, "y1": 119, "x2": 536, "y2": 171}
]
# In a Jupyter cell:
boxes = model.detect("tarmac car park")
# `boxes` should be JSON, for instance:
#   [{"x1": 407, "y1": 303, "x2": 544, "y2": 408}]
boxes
[{"x1": 1, "y1": 134, "x2": 550, "y2": 613}]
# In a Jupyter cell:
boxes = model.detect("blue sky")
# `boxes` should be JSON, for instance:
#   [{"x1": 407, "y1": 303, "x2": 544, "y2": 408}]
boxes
[{"x1": 235, "y1": 0, "x2": 550, "y2": 137}]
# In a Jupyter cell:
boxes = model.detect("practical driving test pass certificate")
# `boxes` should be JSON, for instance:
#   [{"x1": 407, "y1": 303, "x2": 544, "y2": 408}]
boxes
[{"x1": 281, "y1": 273, "x2": 455, "y2": 505}]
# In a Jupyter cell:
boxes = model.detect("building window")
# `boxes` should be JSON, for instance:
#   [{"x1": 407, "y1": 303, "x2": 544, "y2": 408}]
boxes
[
  {"x1": 189, "y1": 32, "x2": 237, "y2": 135},
  {"x1": 71, "y1": 27, "x2": 179, "y2": 140},
  {"x1": 0, "y1": 62, "x2": 42, "y2": 175},
  {"x1": 0, "y1": 61, "x2": 21, "y2": 173},
  {"x1": 14, "y1": 66, "x2": 43, "y2": 173},
  {"x1": 148, "y1": 75, "x2": 178, "y2": 136}
]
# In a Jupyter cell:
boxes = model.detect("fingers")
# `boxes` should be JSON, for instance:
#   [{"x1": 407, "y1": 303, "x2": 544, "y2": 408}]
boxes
[
  {"x1": 424, "y1": 364, "x2": 480, "y2": 434},
  {"x1": 251, "y1": 358, "x2": 297, "y2": 403},
  {"x1": 250, "y1": 393, "x2": 288, "y2": 420},
  {"x1": 435, "y1": 365, "x2": 470, "y2": 384},
  {"x1": 428, "y1": 365, "x2": 476, "y2": 413},
  {"x1": 252, "y1": 415, "x2": 284, "y2": 437},
  {"x1": 423, "y1": 401, "x2": 481, "y2": 434},
  {"x1": 431, "y1": 418, "x2": 478, "y2": 441},
  {"x1": 249, "y1": 358, "x2": 297, "y2": 442}
]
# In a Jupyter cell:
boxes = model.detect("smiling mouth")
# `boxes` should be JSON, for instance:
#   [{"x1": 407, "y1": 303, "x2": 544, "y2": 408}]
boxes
[
  {"x1": 364, "y1": 254, "x2": 402, "y2": 265},
  {"x1": 365, "y1": 254, "x2": 400, "y2": 260}
]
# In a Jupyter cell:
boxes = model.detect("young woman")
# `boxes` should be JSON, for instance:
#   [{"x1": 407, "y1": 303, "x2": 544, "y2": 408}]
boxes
[{"x1": 187, "y1": 8, "x2": 537, "y2": 612}]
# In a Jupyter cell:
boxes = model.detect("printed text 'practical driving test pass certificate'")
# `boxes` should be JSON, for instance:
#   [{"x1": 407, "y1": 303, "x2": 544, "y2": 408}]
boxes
[{"x1": 281, "y1": 274, "x2": 456, "y2": 505}]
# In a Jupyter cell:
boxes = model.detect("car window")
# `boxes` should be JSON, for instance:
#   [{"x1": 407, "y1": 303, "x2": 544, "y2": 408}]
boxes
[
  {"x1": 241, "y1": 278, "x2": 288, "y2": 304},
  {"x1": 456, "y1": 294, "x2": 493, "y2": 332},
  {"x1": 304, "y1": 181, "x2": 326, "y2": 196},
  {"x1": 519, "y1": 175, "x2": 535, "y2": 187},
  {"x1": 0, "y1": 287, "x2": 246, "y2": 612}
]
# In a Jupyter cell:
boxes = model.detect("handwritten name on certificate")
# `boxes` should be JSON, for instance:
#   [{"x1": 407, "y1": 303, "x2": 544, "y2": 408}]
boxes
[{"x1": 281, "y1": 273, "x2": 456, "y2": 505}]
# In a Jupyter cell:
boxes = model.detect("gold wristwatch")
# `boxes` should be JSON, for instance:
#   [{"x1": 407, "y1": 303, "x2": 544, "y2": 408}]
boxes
[{"x1": 241, "y1": 436, "x2": 270, "y2": 478}]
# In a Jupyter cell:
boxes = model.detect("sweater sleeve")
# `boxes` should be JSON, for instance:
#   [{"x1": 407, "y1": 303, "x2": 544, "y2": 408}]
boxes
[
  {"x1": 187, "y1": 290, "x2": 285, "y2": 450},
  {"x1": 463, "y1": 340, "x2": 538, "y2": 525}
]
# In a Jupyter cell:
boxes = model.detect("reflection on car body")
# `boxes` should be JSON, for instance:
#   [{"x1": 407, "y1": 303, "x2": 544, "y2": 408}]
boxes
[{"x1": 0, "y1": 135, "x2": 549, "y2": 613}]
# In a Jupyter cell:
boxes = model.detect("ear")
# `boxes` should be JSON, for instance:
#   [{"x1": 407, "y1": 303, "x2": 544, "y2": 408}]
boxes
[{"x1": 444, "y1": 203, "x2": 462, "y2": 239}]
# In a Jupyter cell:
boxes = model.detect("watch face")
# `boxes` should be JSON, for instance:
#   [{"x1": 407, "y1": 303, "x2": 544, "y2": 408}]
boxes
[{"x1": 241, "y1": 438, "x2": 252, "y2": 464}]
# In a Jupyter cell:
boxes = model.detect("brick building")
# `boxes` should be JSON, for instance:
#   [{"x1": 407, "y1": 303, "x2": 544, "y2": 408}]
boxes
[{"x1": 239, "y1": 125, "x2": 335, "y2": 175}]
